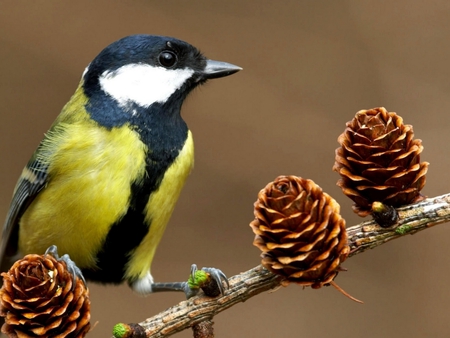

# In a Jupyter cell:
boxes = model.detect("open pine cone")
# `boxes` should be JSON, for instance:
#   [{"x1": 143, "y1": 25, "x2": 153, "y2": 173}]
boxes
[
  {"x1": 333, "y1": 107, "x2": 429, "y2": 216},
  {"x1": 250, "y1": 176, "x2": 349, "y2": 289},
  {"x1": 0, "y1": 253, "x2": 90, "y2": 338}
]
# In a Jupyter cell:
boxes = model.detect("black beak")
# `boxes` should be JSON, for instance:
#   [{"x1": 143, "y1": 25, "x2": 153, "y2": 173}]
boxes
[{"x1": 201, "y1": 59, "x2": 242, "y2": 80}]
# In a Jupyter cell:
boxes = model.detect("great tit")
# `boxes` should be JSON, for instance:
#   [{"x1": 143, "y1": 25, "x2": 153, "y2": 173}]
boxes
[{"x1": 0, "y1": 34, "x2": 241, "y2": 296}]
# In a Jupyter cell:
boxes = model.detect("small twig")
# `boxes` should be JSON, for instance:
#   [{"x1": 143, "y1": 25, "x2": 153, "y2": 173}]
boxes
[
  {"x1": 346, "y1": 193, "x2": 450, "y2": 256},
  {"x1": 118, "y1": 193, "x2": 450, "y2": 338},
  {"x1": 192, "y1": 320, "x2": 214, "y2": 338}
]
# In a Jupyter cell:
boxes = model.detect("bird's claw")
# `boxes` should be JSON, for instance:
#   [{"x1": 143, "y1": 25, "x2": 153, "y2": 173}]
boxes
[
  {"x1": 45, "y1": 245, "x2": 86, "y2": 287},
  {"x1": 200, "y1": 266, "x2": 229, "y2": 295},
  {"x1": 186, "y1": 264, "x2": 228, "y2": 298}
]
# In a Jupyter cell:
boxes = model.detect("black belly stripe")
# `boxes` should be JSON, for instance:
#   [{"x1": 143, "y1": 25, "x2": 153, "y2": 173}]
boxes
[
  {"x1": 82, "y1": 154, "x2": 175, "y2": 284},
  {"x1": 82, "y1": 203, "x2": 150, "y2": 283}
]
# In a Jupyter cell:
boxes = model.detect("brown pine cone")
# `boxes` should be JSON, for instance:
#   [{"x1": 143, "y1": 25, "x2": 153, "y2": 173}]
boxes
[
  {"x1": 0, "y1": 253, "x2": 90, "y2": 338},
  {"x1": 333, "y1": 107, "x2": 429, "y2": 216},
  {"x1": 250, "y1": 176, "x2": 349, "y2": 289}
]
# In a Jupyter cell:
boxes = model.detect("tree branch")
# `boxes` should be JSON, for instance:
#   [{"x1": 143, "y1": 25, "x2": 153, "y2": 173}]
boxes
[{"x1": 118, "y1": 193, "x2": 450, "y2": 338}]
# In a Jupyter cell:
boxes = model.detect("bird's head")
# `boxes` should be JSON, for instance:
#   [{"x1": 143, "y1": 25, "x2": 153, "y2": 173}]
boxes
[{"x1": 82, "y1": 35, "x2": 241, "y2": 110}]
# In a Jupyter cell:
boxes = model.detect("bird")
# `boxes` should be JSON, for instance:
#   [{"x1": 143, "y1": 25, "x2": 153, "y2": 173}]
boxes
[{"x1": 0, "y1": 34, "x2": 241, "y2": 297}]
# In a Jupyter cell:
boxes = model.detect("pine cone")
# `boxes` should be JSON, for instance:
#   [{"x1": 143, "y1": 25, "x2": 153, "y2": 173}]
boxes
[
  {"x1": 250, "y1": 176, "x2": 349, "y2": 289},
  {"x1": 333, "y1": 107, "x2": 429, "y2": 216},
  {"x1": 0, "y1": 253, "x2": 90, "y2": 338}
]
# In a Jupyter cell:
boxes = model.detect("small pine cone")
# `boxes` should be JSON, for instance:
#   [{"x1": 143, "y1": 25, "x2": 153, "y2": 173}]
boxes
[
  {"x1": 250, "y1": 175, "x2": 349, "y2": 289},
  {"x1": 333, "y1": 107, "x2": 429, "y2": 217},
  {"x1": 0, "y1": 253, "x2": 90, "y2": 338}
]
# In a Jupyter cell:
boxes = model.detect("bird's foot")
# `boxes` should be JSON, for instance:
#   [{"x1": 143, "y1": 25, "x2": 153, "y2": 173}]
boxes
[
  {"x1": 149, "y1": 264, "x2": 228, "y2": 299},
  {"x1": 185, "y1": 264, "x2": 228, "y2": 298},
  {"x1": 45, "y1": 245, "x2": 86, "y2": 286}
]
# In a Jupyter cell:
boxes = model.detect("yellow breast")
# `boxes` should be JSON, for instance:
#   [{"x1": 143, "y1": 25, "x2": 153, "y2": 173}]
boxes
[{"x1": 19, "y1": 121, "x2": 147, "y2": 269}]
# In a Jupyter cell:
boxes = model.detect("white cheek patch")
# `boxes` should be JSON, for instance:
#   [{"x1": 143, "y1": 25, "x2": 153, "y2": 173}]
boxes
[{"x1": 99, "y1": 63, "x2": 195, "y2": 108}]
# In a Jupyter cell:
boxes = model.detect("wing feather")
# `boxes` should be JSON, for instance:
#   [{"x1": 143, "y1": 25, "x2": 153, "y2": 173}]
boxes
[{"x1": 0, "y1": 159, "x2": 48, "y2": 268}]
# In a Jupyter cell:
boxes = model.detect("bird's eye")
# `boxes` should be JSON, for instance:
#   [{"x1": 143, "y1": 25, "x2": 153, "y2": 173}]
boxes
[{"x1": 158, "y1": 51, "x2": 177, "y2": 68}]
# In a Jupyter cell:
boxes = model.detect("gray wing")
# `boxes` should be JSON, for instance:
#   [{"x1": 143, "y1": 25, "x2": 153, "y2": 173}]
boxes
[{"x1": 0, "y1": 159, "x2": 48, "y2": 270}]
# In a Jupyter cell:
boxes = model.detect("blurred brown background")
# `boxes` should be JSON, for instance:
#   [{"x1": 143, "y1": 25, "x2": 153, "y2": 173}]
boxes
[{"x1": 1, "y1": 1, "x2": 450, "y2": 337}]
